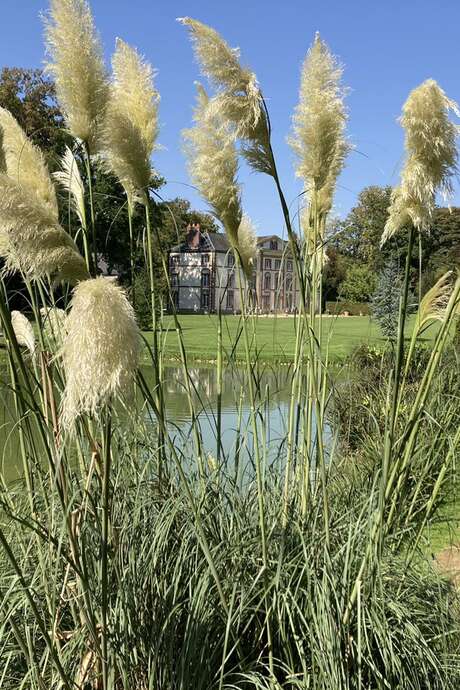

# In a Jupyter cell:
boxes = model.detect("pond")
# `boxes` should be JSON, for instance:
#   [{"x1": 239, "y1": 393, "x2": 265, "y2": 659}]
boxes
[{"x1": 0, "y1": 363, "x2": 314, "y2": 482}]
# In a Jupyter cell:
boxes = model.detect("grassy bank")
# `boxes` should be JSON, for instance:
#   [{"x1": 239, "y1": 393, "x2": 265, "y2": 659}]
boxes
[{"x1": 145, "y1": 313, "x2": 439, "y2": 362}]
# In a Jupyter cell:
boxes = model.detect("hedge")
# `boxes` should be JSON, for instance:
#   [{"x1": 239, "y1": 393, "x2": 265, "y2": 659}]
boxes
[{"x1": 325, "y1": 301, "x2": 371, "y2": 316}]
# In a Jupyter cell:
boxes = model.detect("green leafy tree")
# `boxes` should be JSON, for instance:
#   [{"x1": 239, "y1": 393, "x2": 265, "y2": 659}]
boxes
[
  {"x1": 331, "y1": 186, "x2": 392, "y2": 271},
  {"x1": 341, "y1": 264, "x2": 376, "y2": 303},
  {"x1": 0, "y1": 67, "x2": 68, "y2": 165}
]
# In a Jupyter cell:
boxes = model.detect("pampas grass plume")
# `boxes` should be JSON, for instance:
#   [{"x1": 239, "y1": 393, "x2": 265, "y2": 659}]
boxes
[
  {"x1": 236, "y1": 215, "x2": 257, "y2": 278},
  {"x1": 53, "y1": 147, "x2": 86, "y2": 227},
  {"x1": 11, "y1": 311, "x2": 35, "y2": 356},
  {"x1": 45, "y1": 0, "x2": 109, "y2": 151},
  {"x1": 179, "y1": 17, "x2": 273, "y2": 175},
  {"x1": 103, "y1": 38, "x2": 159, "y2": 206},
  {"x1": 0, "y1": 107, "x2": 58, "y2": 216},
  {"x1": 183, "y1": 83, "x2": 241, "y2": 245},
  {"x1": 178, "y1": 17, "x2": 261, "y2": 134},
  {"x1": 61, "y1": 277, "x2": 140, "y2": 427},
  {"x1": 0, "y1": 173, "x2": 88, "y2": 283},
  {"x1": 382, "y1": 80, "x2": 459, "y2": 244},
  {"x1": 289, "y1": 33, "x2": 349, "y2": 197},
  {"x1": 0, "y1": 111, "x2": 88, "y2": 282},
  {"x1": 415, "y1": 271, "x2": 453, "y2": 332}
]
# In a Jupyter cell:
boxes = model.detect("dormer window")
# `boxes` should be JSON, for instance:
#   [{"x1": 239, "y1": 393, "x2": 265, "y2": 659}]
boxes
[
  {"x1": 227, "y1": 254, "x2": 235, "y2": 267},
  {"x1": 270, "y1": 240, "x2": 278, "y2": 250}
]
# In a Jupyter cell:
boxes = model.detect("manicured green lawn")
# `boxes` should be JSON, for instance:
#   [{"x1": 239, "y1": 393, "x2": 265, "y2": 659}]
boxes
[{"x1": 143, "y1": 313, "x2": 436, "y2": 362}]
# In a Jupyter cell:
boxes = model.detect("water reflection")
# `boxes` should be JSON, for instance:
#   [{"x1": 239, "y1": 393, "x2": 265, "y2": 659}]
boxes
[
  {"x1": 160, "y1": 364, "x2": 296, "y2": 474},
  {"x1": 0, "y1": 363, "x2": 310, "y2": 481}
]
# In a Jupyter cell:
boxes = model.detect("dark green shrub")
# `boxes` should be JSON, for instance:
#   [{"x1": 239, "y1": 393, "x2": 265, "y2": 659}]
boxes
[{"x1": 325, "y1": 301, "x2": 371, "y2": 315}]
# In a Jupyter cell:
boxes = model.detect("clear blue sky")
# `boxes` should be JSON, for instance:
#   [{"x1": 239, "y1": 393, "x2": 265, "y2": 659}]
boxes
[{"x1": 2, "y1": 1, "x2": 460, "y2": 236}]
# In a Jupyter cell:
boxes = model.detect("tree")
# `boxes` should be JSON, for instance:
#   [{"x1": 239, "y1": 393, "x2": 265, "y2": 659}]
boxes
[
  {"x1": 331, "y1": 186, "x2": 392, "y2": 271},
  {"x1": 322, "y1": 246, "x2": 349, "y2": 301},
  {"x1": 0, "y1": 67, "x2": 68, "y2": 165},
  {"x1": 371, "y1": 260, "x2": 402, "y2": 340},
  {"x1": 341, "y1": 264, "x2": 376, "y2": 303}
]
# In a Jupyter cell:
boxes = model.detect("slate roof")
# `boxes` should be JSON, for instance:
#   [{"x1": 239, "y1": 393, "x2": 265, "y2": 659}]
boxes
[{"x1": 170, "y1": 230, "x2": 230, "y2": 253}]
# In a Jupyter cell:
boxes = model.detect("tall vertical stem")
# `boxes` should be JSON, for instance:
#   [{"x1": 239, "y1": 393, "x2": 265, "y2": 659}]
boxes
[
  {"x1": 83, "y1": 142, "x2": 97, "y2": 275},
  {"x1": 143, "y1": 197, "x2": 166, "y2": 475},
  {"x1": 235, "y1": 259, "x2": 274, "y2": 683},
  {"x1": 128, "y1": 200, "x2": 136, "y2": 310}
]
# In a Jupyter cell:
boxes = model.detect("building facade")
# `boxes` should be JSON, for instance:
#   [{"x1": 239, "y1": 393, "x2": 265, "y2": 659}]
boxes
[{"x1": 169, "y1": 226, "x2": 300, "y2": 314}]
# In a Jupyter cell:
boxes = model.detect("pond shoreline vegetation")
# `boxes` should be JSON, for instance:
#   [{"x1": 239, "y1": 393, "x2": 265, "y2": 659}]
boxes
[{"x1": 0, "y1": 1, "x2": 460, "y2": 688}]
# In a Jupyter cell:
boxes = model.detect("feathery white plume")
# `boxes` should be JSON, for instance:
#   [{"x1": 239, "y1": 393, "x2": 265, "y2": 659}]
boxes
[
  {"x1": 44, "y1": 0, "x2": 109, "y2": 151},
  {"x1": 183, "y1": 83, "x2": 242, "y2": 245},
  {"x1": 179, "y1": 17, "x2": 274, "y2": 176},
  {"x1": 0, "y1": 173, "x2": 88, "y2": 283},
  {"x1": 289, "y1": 33, "x2": 349, "y2": 199},
  {"x1": 382, "y1": 80, "x2": 459, "y2": 245},
  {"x1": 53, "y1": 147, "x2": 86, "y2": 228},
  {"x1": 0, "y1": 107, "x2": 58, "y2": 216},
  {"x1": 103, "y1": 38, "x2": 159, "y2": 206},
  {"x1": 61, "y1": 277, "x2": 140, "y2": 427},
  {"x1": 236, "y1": 215, "x2": 257, "y2": 278},
  {"x1": 11, "y1": 311, "x2": 36, "y2": 356}
]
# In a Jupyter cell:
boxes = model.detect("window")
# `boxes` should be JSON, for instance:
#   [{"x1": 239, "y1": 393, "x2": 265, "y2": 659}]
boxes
[
  {"x1": 170, "y1": 254, "x2": 179, "y2": 267},
  {"x1": 171, "y1": 272, "x2": 179, "y2": 287},
  {"x1": 262, "y1": 295, "x2": 270, "y2": 311},
  {"x1": 275, "y1": 259, "x2": 281, "y2": 270},
  {"x1": 201, "y1": 253, "x2": 209, "y2": 266},
  {"x1": 286, "y1": 277, "x2": 293, "y2": 293},
  {"x1": 227, "y1": 253, "x2": 235, "y2": 267},
  {"x1": 264, "y1": 273, "x2": 271, "y2": 291},
  {"x1": 201, "y1": 271, "x2": 210, "y2": 288},
  {"x1": 270, "y1": 240, "x2": 278, "y2": 250},
  {"x1": 201, "y1": 292, "x2": 210, "y2": 310},
  {"x1": 287, "y1": 260, "x2": 293, "y2": 272},
  {"x1": 226, "y1": 290, "x2": 234, "y2": 310},
  {"x1": 227, "y1": 272, "x2": 234, "y2": 288},
  {"x1": 264, "y1": 258, "x2": 272, "y2": 270}
]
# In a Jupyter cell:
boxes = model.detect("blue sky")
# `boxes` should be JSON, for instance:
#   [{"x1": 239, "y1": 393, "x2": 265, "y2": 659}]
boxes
[{"x1": 2, "y1": 1, "x2": 460, "y2": 236}]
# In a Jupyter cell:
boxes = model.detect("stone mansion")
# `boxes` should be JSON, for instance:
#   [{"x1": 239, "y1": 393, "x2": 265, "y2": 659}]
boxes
[{"x1": 169, "y1": 225, "x2": 301, "y2": 314}]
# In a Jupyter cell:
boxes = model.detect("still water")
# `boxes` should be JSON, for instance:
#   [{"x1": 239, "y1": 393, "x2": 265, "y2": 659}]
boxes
[{"x1": 0, "y1": 363, "x2": 302, "y2": 481}]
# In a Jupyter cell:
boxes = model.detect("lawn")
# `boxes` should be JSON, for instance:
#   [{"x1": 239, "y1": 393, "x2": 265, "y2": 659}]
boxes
[{"x1": 144, "y1": 313, "x2": 436, "y2": 362}]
